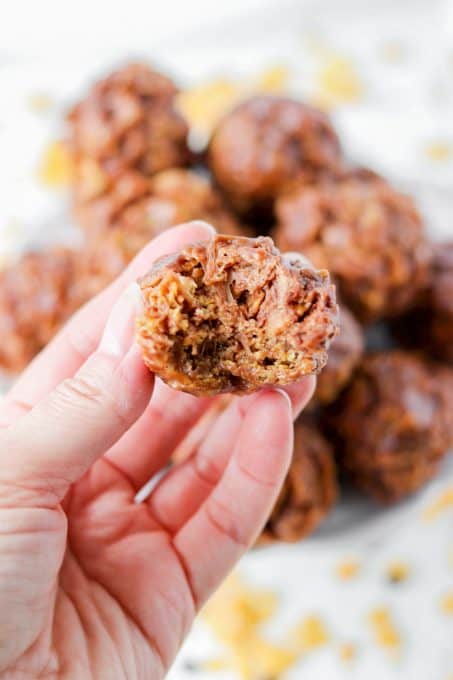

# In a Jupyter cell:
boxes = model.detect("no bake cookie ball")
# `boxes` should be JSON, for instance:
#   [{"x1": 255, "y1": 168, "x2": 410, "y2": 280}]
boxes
[
  {"x1": 328, "y1": 351, "x2": 452, "y2": 503},
  {"x1": 260, "y1": 417, "x2": 338, "y2": 544},
  {"x1": 137, "y1": 235, "x2": 339, "y2": 396},
  {"x1": 0, "y1": 249, "x2": 80, "y2": 373},
  {"x1": 274, "y1": 174, "x2": 431, "y2": 322},
  {"x1": 67, "y1": 63, "x2": 191, "y2": 218},
  {"x1": 208, "y1": 96, "x2": 342, "y2": 214}
]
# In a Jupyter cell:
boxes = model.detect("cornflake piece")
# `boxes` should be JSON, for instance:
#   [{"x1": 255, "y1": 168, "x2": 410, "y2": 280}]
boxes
[
  {"x1": 423, "y1": 487, "x2": 453, "y2": 522},
  {"x1": 440, "y1": 590, "x2": 453, "y2": 615},
  {"x1": 386, "y1": 561, "x2": 410, "y2": 584},
  {"x1": 368, "y1": 606, "x2": 402, "y2": 654},
  {"x1": 290, "y1": 615, "x2": 329, "y2": 652},
  {"x1": 335, "y1": 558, "x2": 360, "y2": 581},
  {"x1": 339, "y1": 642, "x2": 357, "y2": 663}
]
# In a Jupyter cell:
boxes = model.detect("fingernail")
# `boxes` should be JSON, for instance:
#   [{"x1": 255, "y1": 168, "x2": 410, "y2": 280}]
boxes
[
  {"x1": 269, "y1": 387, "x2": 292, "y2": 408},
  {"x1": 187, "y1": 220, "x2": 217, "y2": 236},
  {"x1": 98, "y1": 283, "x2": 144, "y2": 357}
]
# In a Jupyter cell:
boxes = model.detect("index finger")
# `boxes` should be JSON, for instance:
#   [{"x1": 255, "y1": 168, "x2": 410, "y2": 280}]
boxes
[{"x1": 1, "y1": 221, "x2": 215, "y2": 425}]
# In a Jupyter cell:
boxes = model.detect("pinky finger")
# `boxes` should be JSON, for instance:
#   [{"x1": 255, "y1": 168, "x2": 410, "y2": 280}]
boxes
[{"x1": 172, "y1": 389, "x2": 293, "y2": 608}]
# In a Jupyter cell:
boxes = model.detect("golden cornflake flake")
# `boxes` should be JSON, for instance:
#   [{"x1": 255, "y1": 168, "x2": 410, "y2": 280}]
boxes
[
  {"x1": 290, "y1": 615, "x2": 329, "y2": 652},
  {"x1": 423, "y1": 487, "x2": 453, "y2": 521},
  {"x1": 386, "y1": 561, "x2": 410, "y2": 584},
  {"x1": 440, "y1": 590, "x2": 453, "y2": 615},
  {"x1": 335, "y1": 558, "x2": 360, "y2": 581},
  {"x1": 177, "y1": 79, "x2": 242, "y2": 135},
  {"x1": 424, "y1": 141, "x2": 453, "y2": 162},
  {"x1": 368, "y1": 606, "x2": 402, "y2": 653},
  {"x1": 339, "y1": 642, "x2": 357, "y2": 663},
  {"x1": 315, "y1": 55, "x2": 363, "y2": 107},
  {"x1": 256, "y1": 65, "x2": 289, "y2": 93},
  {"x1": 38, "y1": 140, "x2": 74, "y2": 187}
]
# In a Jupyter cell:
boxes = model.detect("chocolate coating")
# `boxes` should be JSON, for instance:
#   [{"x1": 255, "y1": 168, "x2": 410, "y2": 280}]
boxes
[
  {"x1": 0, "y1": 249, "x2": 80, "y2": 373},
  {"x1": 328, "y1": 351, "x2": 452, "y2": 502},
  {"x1": 208, "y1": 96, "x2": 342, "y2": 213},
  {"x1": 137, "y1": 235, "x2": 339, "y2": 396},
  {"x1": 259, "y1": 417, "x2": 338, "y2": 543},
  {"x1": 274, "y1": 174, "x2": 431, "y2": 322}
]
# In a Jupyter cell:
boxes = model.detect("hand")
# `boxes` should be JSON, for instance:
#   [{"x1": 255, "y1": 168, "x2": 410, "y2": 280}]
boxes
[{"x1": 0, "y1": 222, "x2": 315, "y2": 679}]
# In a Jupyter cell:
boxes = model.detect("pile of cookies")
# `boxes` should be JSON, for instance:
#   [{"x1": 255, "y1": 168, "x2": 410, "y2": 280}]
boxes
[{"x1": 0, "y1": 62, "x2": 451, "y2": 543}]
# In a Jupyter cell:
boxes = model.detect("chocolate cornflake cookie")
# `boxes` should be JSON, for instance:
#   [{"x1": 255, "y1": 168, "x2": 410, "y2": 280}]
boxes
[
  {"x1": 75, "y1": 168, "x2": 245, "y2": 238},
  {"x1": 274, "y1": 174, "x2": 431, "y2": 322},
  {"x1": 394, "y1": 242, "x2": 453, "y2": 363},
  {"x1": 314, "y1": 304, "x2": 364, "y2": 406},
  {"x1": 0, "y1": 249, "x2": 80, "y2": 373},
  {"x1": 67, "y1": 63, "x2": 191, "y2": 215},
  {"x1": 259, "y1": 417, "x2": 338, "y2": 544},
  {"x1": 328, "y1": 351, "x2": 452, "y2": 503},
  {"x1": 208, "y1": 96, "x2": 342, "y2": 214},
  {"x1": 137, "y1": 235, "x2": 339, "y2": 396}
]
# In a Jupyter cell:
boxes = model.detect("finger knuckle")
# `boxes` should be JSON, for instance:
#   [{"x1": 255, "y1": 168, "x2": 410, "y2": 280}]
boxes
[{"x1": 205, "y1": 496, "x2": 249, "y2": 548}]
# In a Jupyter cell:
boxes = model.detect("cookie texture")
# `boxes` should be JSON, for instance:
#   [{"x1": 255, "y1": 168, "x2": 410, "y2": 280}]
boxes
[
  {"x1": 137, "y1": 235, "x2": 339, "y2": 396},
  {"x1": 208, "y1": 96, "x2": 341, "y2": 213},
  {"x1": 274, "y1": 174, "x2": 430, "y2": 322},
  {"x1": 328, "y1": 351, "x2": 452, "y2": 502}
]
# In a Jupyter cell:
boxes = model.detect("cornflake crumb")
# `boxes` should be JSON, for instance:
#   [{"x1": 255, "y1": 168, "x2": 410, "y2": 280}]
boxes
[
  {"x1": 177, "y1": 79, "x2": 242, "y2": 135},
  {"x1": 423, "y1": 487, "x2": 453, "y2": 521},
  {"x1": 424, "y1": 141, "x2": 453, "y2": 162},
  {"x1": 386, "y1": 561, "x2": 410, "y2": 584},
  {"x1": 368, "y1": 606, "x2": 402, "y2": 654},
  {"x1": 290, "y1": 615, "x2": 329, "y2": 651},
  {"x1": 255, "y1": 65, "x2": 289, "y2": 93},
  {"x1": 38, "y1": 140, "x2": 74, "y2": 187},
  {"x1": 27, "y1": 92, "x2": 54, "y2": 114},
  {"x1": 201, "y1": 574, "x2": 297, "y2": 680},
  {"x1": 315, "y1": 54, "x2": 363, "y2": 108},
  {"x1": 339, "y1": 642, "x2": 357, "y2": 663},
  {"x1": 335, "y1": 559, "x2": 360, "y2": 581},
  {"x1": 440, "y1": 590, "x2": 453, "y2": 615}
]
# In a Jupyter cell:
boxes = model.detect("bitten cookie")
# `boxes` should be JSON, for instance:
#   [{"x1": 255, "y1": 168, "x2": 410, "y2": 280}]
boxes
[{"x1": 137, "y1": 235, "x2": 339, "y2": 396}]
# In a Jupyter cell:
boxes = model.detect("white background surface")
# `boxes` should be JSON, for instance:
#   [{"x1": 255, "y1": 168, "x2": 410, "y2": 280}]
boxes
[{"x1": 0, "y1": 1, "x2": 452, "y2": 678}]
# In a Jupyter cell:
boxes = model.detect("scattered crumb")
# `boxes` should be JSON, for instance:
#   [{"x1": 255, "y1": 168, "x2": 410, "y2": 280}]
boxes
[
  {"x1": 177, "y1": 79, "x2": 242, "y2": 135},
  {"x1": 368, "y1": 606, "x2": 402, "y2": 654},
  {"x1": 38, "y1": 140, "x2": 74, "y2": 187},
  {"x1": 290, "y1": 615, "x2": 329, "y2": 652},
  {"x1": 335, "y1": 558, "x2": 360, "y2": 581},
  {"x1": 440, "y1": 590, "x2": 453, "y2": 615},
  {"x1": 255, "y1": 65, "x2": 289, "y2": 93},
  {"x1": 315, "y1": 54, "x2": 363, "y2": 108},
  {"x1": 27, "y1": 92, "x2": 54, "y2": 114},
  {"x1": 339, "y1": 642, "x2": 357, "y2": 663},
  {"x1": 201, "y1": 574, "x2": 297, "y2": 679},
  {"x1": 379, "y1": 41, "x2": 406, "y2": 64},
  {"x1": 423, "y1": 487, "x2": 453, "y2": 521},
  {"x1": 386, "y1": 561, "x2": 410, "y2": 584},
  {"x1": 424, "y1": 141, "x2": 453, "y2": 162}
]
